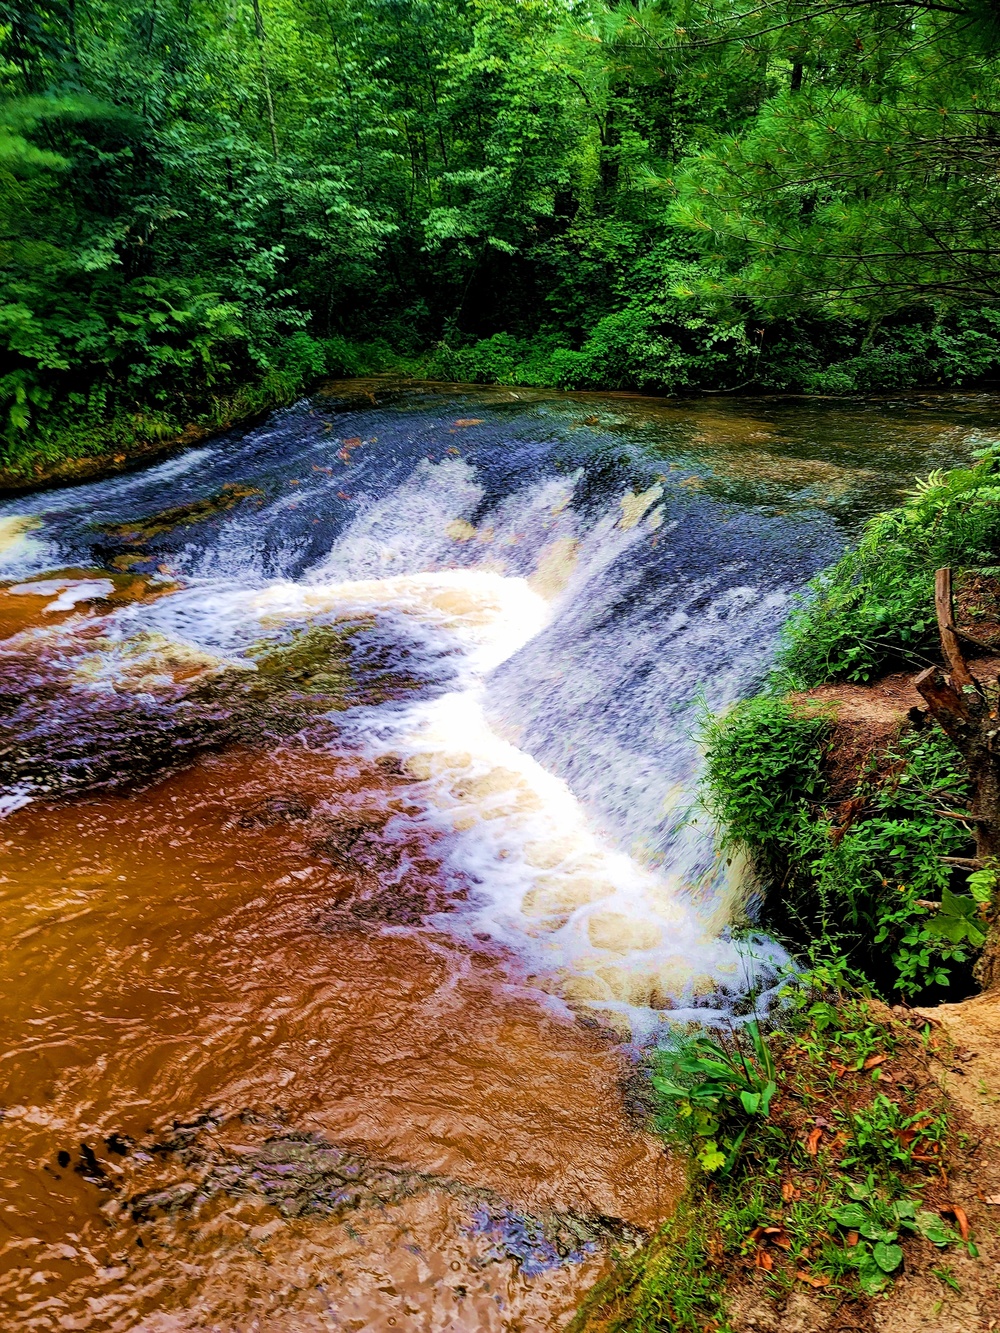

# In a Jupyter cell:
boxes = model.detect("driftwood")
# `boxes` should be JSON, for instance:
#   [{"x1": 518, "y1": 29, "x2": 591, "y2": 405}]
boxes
[{"x1": 914, "y1": 568, "x2": 1000, "y2": 987}]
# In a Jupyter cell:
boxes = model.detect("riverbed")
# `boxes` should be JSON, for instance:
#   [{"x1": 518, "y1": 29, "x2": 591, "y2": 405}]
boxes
[{"x1": 0, "y1": 383, "x2": 995, "y2": 1330}]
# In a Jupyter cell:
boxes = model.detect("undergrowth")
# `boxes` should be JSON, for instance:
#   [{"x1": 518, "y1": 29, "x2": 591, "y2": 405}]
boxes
[
  {"x1": 703, "y1": 700, "x2": 983, "y2": 998},
  {"x1": 776, "y1": 446, "x2": 1000, "y2": 686},
  {"x1": 0, "y1": 331, "x2": 359, "y2": 480},
  {"x1": 572, "y1": 969, "x2": 975, "y2": 1333}
]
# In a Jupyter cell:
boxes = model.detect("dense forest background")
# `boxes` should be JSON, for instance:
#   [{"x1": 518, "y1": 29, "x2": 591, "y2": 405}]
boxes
[{"x1": 6, "y1": 0, "x2": 1000, "y2": 468}]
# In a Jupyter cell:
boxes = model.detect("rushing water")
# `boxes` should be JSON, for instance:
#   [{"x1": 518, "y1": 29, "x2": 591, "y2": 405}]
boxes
[{"x1": 1, "y1": 383, "x2": 996, "y2": 1330}]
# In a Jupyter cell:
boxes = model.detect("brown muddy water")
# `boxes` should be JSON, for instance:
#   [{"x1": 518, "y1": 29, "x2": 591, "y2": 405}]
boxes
[{"x1": 1, "y1": 383, "x2": 997, "y2": 1330}]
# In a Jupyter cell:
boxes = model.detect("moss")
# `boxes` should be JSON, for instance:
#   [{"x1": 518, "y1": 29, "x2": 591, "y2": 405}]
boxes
[
  {"x1": 569, "y1": 1204, "x2": 731, "y2": 1333},
  {"x1": 246, "y1": 624, "x2": 368, "y2": 711}
]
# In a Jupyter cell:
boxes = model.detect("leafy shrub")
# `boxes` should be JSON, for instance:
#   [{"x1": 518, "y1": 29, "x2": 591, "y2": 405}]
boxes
[
  {"x1": 704, "y1": 700, "x2": 982, "y2": 996},
  {"x1": 701, "y1": 695, "x2": 830, "y2": 853},
  {"x1": 777, "y1": 449, "x2": 1000, "y2": 686}
]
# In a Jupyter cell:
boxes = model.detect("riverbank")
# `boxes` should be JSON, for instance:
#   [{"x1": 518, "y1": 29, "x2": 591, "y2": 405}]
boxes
[
  {"x1": 573, "y1": 985, "x2": 1000, "y2": 1333},
  {"x1": 6, "y1": 354, "x2": 1000, "y2": 498},
  {"x1": 0, "y1": 377, "x2": 315, "y2": 496}
]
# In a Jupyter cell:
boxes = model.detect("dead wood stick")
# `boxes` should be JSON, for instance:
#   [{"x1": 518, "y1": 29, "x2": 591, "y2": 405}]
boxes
[
  {"x1": 940, "y1": 855, "x2": 984, "y2": 868},
  {"x1": 935, "y1": 567, "x2": 977, "y2": 690},
  {"x1": 955, "y1": 627, "x2": 999, "y2": 653},
  {"x1": 915, "y1": 665, "x2": 970, "y2": 727},
  {"x1": 939, "y1": 810, "x2": 990, "y2": 822}
]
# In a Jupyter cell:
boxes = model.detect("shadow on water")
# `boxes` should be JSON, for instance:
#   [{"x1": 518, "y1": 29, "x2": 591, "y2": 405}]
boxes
[{"x1": 0, "y1": 381, "x2": 995, "y2": 1329}]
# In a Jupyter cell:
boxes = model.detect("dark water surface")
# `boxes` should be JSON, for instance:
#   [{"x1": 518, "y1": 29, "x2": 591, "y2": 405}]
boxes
[{"x1": 0, "y1": 383, "x2": 995, "y2": 1330}]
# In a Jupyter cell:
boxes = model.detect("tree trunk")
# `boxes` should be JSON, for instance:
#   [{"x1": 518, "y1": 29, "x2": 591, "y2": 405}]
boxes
[
  {"x1": 914, "y1": 568, "x2": 1000, "y2": 986},
  {"x1": 251, "y1": 0, "x2": 280, "y2": 162}
]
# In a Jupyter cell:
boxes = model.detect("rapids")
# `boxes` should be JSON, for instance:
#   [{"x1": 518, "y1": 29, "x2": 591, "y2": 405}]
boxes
[{"x1": 0, "y1": 382, "x2": 995, "y2": 1330}]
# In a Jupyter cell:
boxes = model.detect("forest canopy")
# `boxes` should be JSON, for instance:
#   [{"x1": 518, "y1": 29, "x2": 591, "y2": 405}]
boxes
[{"x1": 6, "y1": 0, "x2": 1000, "y2": 467}]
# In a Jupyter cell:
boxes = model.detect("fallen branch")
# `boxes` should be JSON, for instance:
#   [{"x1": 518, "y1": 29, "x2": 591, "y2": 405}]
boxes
[
  {"x1": 955, "y1": 627, "x2": 999, "y2": 653},
  {"x1": 934, "y1": 567, "x2": 976, "y2": 690},
  {"x1": 912, "y1": 567, "x2": 1000, "y2": 986}
]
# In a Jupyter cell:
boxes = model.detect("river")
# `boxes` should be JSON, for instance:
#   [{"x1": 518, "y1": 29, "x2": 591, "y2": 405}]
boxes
[{"x1": 0, "y1": 382, "x2": 995, "y2": 1330}]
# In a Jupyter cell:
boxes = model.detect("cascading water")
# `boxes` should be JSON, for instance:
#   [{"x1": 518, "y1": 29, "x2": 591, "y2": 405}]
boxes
[
  {"x1": 0, "y1": 384, "x2": 992, "y2": 1330},
  {"x1": 0, "y1": 397, "x2": 831, "y2": 1028}
]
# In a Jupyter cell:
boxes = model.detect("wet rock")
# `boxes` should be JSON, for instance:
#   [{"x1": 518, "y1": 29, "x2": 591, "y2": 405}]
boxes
[
  {"x1": 0, "y1": 618, "x2": 436, "y2": 806},
  {"x1": 75, "y1": 1142, "x2": 116, "y2": 1190},
  {"x1": 94, "y1": 484, "x2": 263, "y2": 548},
  {"x1": 231, "y1": 796, "x2": 313, "y2": 829},
  {"x1": 121, "y1": 1122, "x2": 641, "y2": 1271}
]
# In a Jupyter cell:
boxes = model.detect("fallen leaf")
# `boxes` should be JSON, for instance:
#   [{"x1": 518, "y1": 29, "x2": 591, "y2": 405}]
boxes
[
  {"x1": 829, "y1": 1060, "x2": 848, "y2": 1077},
  {"x1": 805, "y1": 1126, "x2": 823, "y2": 1156},
  {"x1": 769, "y1": 1230, "x2": 792, "y2": 1250},
  {"x1": 754, "y1": 1248, "x2": 773, "y2": 1271},
  {"x1": 343, "y1": 437, "x2": 362, "y2": 447},
  {"x1": 863, "y1": 1054, "x2": 888, "y2": 1070},
  {"x1": 846, "y1": 1231, "x2": 859, "y2": 1247},
  {"x1": 583, "y1": 415, "x2": 599, "y2": 425},
  {"x1": 896, "y1": 1119, "x2": 938, "y2": 1151},
  {"x1": 984, "y1": 1196, "x2": 1000, "y2": 1206},
  {"x1": 942, "y1": 1204, "x2": 970, "y2": 1241},
  {"x1": 748, "y1": 1226, "x2": 767, "y2": 1243},
  {"x1": 781, "y1": 1182, "x2": 800, "y2": 1203},
  {"x1": 797, "y1": 1271, "x2": 831, "y2": 1288},
  {"x1": 454, "y1": 418, "x2": 484, "y2": 427}
]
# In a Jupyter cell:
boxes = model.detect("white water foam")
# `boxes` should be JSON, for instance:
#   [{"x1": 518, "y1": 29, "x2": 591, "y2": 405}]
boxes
[
  {"x1": 9, "y1": 577, "x2": 115, "y2": 612},
  {"x1": 241, "y1": 557, "x2": 786, "y2": 1036},
  {"x1": 0, "y1": 515, "x2": 55, "y2": 580},
  {"x1": 1, "y1": 458, "x2": 789, "y2": 1033}
]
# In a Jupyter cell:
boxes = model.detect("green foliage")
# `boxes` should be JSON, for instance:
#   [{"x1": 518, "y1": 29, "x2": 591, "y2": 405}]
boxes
[
  {"x1": 704, "y1": 697, "x2": 982, "y2": 996},
  {"x1": 826, "y1": 1187, "x2": 966, "y2": 1293},
  {"x1": 702, "y1": 451, "x2": 1000, "y2": 996},
  {"x1": 840, "y1": 1094, "x2": 946, "y2": 1171},
  {"x1": 651, "y1": 1021, "x2": 777, "y2": 1174},
  {"x1": 568, "y1": 1200, "x2": 734, "y2": 1333},
  {"x1": 778, "y1": 450, "x2": 1000, "y2": 686},
  {"x1": 667, "y1": 0, "x2": 1000, "y2": 312},
  {"x1": 9, "y1": 0, "x2": 1000, "y2": 474},
  {"x1": 700, "y1": 695, "x2": 830, "y2": 850},
  {"x1": 605, "y1": 982, "x2": 972, "y2": 1330}
]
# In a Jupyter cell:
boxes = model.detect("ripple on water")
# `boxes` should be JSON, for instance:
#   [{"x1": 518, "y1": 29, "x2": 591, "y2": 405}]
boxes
[{"x1": 0, "y1": 745, "x2": 678, "y2": 1330}]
